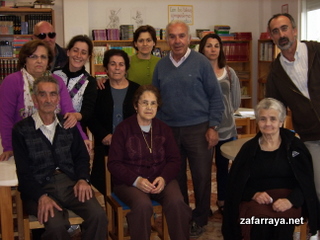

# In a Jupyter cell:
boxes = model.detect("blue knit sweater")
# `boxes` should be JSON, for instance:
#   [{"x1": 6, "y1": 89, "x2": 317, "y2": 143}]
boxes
[{"x1": 153, "y1": 50, "x2": 224, "y2": 127}]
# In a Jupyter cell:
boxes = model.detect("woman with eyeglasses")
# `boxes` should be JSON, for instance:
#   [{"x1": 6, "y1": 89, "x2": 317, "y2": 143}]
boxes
[
  {"x1": 0, "y1": 40, "x2": 89, "y2": 161},
  {"x1": 33, "y1": 21, "x2": 68, "y2": 71},
  {"x1": 108, "y1": 85, "x2": 192, "y2": 240},
  {"x1": 87, "y1": 49, "x2": 140, "y2": 197},
  {"x1": 53, "y1": 35, "x2": 97, "y2": 132}
]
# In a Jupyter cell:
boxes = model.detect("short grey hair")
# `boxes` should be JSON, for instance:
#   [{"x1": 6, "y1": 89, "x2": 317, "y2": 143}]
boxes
[
  {"x1": 267, "y1": 13, "x2": 296, "y2": 32},
  {"x1": 33, "y1": 75, "x2": 59, "y2": 95},
  {"x1": 255, "y1": 98, "x2": 286, "y2": 122},
  {"x1": 165, "y1": 20, "x2": 190, "y2": 39}
]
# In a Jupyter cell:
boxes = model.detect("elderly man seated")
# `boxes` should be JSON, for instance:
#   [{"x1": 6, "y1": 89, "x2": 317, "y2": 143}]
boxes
[{"x1": 12, "y1": 75, "x2": 107, "y2": 240}]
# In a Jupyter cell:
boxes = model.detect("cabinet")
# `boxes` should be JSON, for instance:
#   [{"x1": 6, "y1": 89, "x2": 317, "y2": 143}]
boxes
[
  {"x1": 91, "y1": 39, "x2": 253, "y2": 108},
  {"x1": 0, "y1": 8, "x2": 55, "y2": 81},
  {"x1": 257, "y1": 39, "x2": 280, "y2": 102}
]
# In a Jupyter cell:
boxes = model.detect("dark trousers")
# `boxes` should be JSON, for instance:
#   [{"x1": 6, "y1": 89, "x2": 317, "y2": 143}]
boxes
[
  {"x1": 24, "y1": 173, "x2": 108, "y2": 240},
  {"x1": 114, "y1": 180, "x2": 192, "y2": 240},
  {"x1": 250, "y1": 224, "x2": 295, "y2": 240},
  {"x1": 215, "y1": 137, "x2": 235, "y2": 201},
  {"x1": 91, "y1": 145, "x2": 107, "y2": 197},
  {"x1": 171, "y1": 122, "x2": 213, "y2": 227}
]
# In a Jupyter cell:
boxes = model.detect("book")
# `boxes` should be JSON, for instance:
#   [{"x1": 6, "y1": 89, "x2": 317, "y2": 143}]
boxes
[
  {"x1": 92, "y1": 29, "x2": 107, "y2": 40},
  {"x1": 92, "y1": 46, "x2": 106, "y2": 64},
  {"x1": 34, "y1": 3, "x2": 54, "y2": 9}
]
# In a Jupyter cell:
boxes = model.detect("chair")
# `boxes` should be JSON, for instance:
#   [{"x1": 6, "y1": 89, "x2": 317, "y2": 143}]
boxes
[
  {"x1": 105, "y1": 157, "x2": 169, "y2": 240},
  {"x1": 294, "y1": 222, "x2": 308, "y2": 240},
  {"x1": 235, "y1": 117, "x2": 251, "y2": 136},
  {"x1": 15, "y1": 191, "x2": 84, "y2": 240}
]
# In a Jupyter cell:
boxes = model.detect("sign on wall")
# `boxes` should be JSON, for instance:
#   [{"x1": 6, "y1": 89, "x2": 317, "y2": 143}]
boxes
[{"x1": 168, "y1": 5, "x2": 193, "y2": 25}]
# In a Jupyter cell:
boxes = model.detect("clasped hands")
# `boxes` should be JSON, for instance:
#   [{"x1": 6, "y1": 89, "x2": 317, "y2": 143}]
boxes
[
  {"x1": 137, "y1": 176, "x2": 165, "y2": 194},
  {"x1": 37, "y1": 179, "x2": 92, "y2": 224},
  {"x1": 252, "y1": 191, "x2": 293, "y2": 212}
]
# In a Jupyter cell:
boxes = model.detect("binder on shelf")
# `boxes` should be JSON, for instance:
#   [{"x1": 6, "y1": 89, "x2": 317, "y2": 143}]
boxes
[{"x1": 92, "y1": 29, "x2": 107, "y2": 41}]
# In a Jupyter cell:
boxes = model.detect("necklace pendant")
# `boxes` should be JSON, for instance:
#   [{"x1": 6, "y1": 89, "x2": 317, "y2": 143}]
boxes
[{"x1": 149, "y1": 148, "x2": 152, "y2": 153}]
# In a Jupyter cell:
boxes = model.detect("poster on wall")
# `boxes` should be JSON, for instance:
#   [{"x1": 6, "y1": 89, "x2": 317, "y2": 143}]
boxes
[
  {"x1": 168, "y1": 5, "x2": 193, "y2": 25},
  {"x1": 281, "y1": 4, "x2": 289, "y2": 13}
]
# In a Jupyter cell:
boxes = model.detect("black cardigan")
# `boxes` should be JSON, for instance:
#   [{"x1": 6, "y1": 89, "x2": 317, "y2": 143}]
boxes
[
  {"x1": 222, "y1": 128, "x2": 320, "y2": 240},
  {"x1": 87, "y1": 79, "x2": 140, "y2": 152}
]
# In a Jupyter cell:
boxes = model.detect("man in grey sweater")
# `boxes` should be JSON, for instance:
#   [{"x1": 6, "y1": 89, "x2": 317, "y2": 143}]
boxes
[{"x1": 153, "y1": 20, "x2": 224, "y2": 237}]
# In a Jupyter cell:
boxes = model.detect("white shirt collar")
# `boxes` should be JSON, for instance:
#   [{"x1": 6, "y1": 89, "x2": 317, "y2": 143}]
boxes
[
  {"x1": 280, "y1": 40, "x2": 302, "y2": 63},
  {"x1": 169, "y1": 48, "x2": 191, "y2": 67},
  {"x1": 32, "y1": 111, "x2": 61, "y2": 130}
]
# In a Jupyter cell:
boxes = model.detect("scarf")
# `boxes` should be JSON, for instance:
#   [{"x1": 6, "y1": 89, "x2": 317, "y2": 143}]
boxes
[{"x1": 21, "y1": 68, "x2": 60, "y2": 118}]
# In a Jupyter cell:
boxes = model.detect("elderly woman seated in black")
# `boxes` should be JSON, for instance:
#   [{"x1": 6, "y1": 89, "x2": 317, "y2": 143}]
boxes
[{"x1": 222, "y1": 98, "x2": 320, "y2": 240}]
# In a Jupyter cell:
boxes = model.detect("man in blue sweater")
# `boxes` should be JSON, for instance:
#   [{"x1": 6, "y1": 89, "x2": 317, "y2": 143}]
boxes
[
  {"x1": 12, "y1": 76, "x2": 107, "y2": 240},
  {"x1": 153, "y1": 20, "x2": 224, "y2": 237}
]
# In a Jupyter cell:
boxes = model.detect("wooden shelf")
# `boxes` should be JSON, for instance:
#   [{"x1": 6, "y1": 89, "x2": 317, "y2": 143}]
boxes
[{"x1": 0, "y1": 7, "x2": 53, "y2": 13}]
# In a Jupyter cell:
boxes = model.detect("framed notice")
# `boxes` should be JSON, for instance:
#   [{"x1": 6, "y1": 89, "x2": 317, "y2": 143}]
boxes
[
  {"x1": 168, "y1": 5, "x2": 193, "y2": 25},
  {"x1": 282, "y1": 4, "x2": 289, "y2": 13}
]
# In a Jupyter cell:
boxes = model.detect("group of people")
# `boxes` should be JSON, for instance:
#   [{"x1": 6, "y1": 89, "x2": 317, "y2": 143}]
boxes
[{"x1": 0, "y1": 12, "x2": 320, "y2": 240}]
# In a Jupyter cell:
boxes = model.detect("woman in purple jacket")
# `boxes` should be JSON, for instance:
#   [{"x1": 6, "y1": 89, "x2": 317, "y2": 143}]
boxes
[
  {"x1": 108, "y1": 85, "x2": 192, "y2": 240},
  {"x1": 0, "y1": 40, "x2": 88, "y2": 161}
]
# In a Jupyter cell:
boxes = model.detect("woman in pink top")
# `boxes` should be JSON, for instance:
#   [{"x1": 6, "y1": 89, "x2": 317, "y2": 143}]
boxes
[{"x1": 0, "y1": 40, "x2": 89, "y2": 161}]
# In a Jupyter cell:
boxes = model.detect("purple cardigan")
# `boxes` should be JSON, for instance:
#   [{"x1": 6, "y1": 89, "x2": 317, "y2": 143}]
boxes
[
  {"x1": 0, "y1": 71, "x2": 87, "y2": 152},
  {"x1": 108, "y1": 114, "x2": 181, "y2": 186}
]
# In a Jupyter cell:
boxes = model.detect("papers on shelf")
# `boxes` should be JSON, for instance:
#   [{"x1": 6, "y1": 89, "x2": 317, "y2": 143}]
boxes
[{"x1": 234, "y1": 108, "x2": 255, "y2": 119}]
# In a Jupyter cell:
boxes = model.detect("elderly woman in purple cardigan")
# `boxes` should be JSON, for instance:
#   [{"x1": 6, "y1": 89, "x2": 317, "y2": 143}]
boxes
[{"x1": 108, "y1": 85, "x2": 192, "y2": 240}]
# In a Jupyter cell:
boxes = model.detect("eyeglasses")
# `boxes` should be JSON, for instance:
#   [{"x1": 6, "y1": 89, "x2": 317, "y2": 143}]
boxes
[
  {"x1": 34, "y1": 32, "x2": 56, "y2": 40},
  {"x1": 138, "y1": 101, "x2": 158, "y2": 108},
  {"x1": 28, "y1": 54, "x2": 48, "y2": 60}
]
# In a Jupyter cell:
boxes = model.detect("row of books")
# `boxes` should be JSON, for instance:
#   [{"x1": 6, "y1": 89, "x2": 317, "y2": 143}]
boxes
[
  {"x1": 25, "y1": 14, "x2": 52, "y2": 34},
  {"x1": 0, "y1": 58, "x2": 18, "y2": 82},
  {"x1": 259, "y1": 42, "x2": 274, "y2": 61},
  {"x1": 222, "y1": 42, "x2": 250, "y2": 61},
  {"x1": 0, "y1": 0, "x2": 14, "y2": 7},
  {"x1": 92, "y1": 27, "x2": 168, "y2": 41},
  {"x1": 92, "y1": 29, "x2": 120, "y2": 41},
  {"x1": 119, "y1": 25, "x2": 134, "y2": 40},
  {"x1": 214, "y1": 25, "x2": 231, "y2": 34},
  {"x1": 0, "y1": 36, "x2": 31, "y2": 57},
  {"x1": 0, "y1": 14, "x2": 52, "y2": 35},
  {"x1": 0, "y1": 15, "x2": 21, "y2": 34}
]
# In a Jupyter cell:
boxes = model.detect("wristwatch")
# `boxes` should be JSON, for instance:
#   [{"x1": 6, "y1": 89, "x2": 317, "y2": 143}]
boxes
[
  {"x1": 80, "y1": 178, "x2": 91, "y2": 184},
  {"x1": 210, "y1": 126, "x2": 218, "y2": 131}
]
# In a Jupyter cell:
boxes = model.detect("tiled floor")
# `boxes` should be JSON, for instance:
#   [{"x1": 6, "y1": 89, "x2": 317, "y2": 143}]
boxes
[{"x1": 187, "y1": 162, "x2": 224, "y2": 240}]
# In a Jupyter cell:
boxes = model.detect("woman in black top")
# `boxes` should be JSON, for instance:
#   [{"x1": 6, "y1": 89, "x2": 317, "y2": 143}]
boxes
[
  {"x1": 222, "y1": 98, "x2": 320, "y2": 240},
  {"x1": 88, "y1": 49, "x2": 140, "y2": 196}
]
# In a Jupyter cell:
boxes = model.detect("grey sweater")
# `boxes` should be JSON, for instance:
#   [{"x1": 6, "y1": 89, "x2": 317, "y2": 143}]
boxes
[{"x1": 153, "y1": 50, "x2": 224, "y2": 127}]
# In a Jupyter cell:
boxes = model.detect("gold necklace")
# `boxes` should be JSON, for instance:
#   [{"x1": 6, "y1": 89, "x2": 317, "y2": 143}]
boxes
[{"x1": 141, "y1": 125, "x2": 152, "y2": 153}]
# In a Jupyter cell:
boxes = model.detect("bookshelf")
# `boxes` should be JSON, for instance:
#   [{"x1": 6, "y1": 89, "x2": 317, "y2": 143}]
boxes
[
  {"x1": 223, "y1": 40, "x2": 252, "y2": 107},
  {"x1": 0, "y1": 7, "x2": 54, "y2": 82},
  {"x1": 257, "y1": 39, "x2": 280, "y2": 102},
  {"x1": 91, "y1": 39, "x2": 253, "y2": 107}
]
